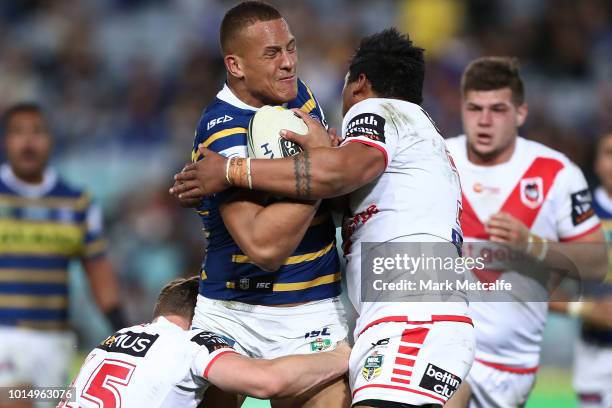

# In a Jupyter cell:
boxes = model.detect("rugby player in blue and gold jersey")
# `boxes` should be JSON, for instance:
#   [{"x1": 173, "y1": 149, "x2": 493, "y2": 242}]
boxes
[
  {"x1": 171, "y1": 2, "x2": 349, "y2": 407},
  {"x1": 0, "y1": 103, "x2": 126, "y2": 397}
]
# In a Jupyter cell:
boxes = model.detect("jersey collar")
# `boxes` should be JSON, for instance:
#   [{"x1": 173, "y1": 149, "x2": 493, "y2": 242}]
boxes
[
  {"x1": 217, "y1": 83, "x2": 260, "y2": 111},
  {"x1": 0, "y1": 163, "x2": 57, "y2": 198}
]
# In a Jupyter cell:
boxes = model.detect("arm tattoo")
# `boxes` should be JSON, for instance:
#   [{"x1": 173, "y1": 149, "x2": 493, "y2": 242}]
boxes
[{"x1": 293, "y1": 151, "x2": 312, "y2": 198}]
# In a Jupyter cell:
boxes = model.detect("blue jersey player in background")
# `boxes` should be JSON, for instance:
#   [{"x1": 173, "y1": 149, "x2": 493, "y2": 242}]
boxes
[
  {"x1": 571, "y1": 131, "x2": 612, "y2": 408},
  {"x1": 172, "y1": 3, "x2": 350, "y2": 407},
  {"x1": 0, "y1": 103, "x2": 126, "y2": 404}
]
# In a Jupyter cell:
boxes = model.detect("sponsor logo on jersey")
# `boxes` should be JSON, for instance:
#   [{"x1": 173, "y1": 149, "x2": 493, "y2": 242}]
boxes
[
  {"x1": 234, "y1": 276, "x2": 274, "y2": 292},
  {"x1": 472, "y1": 182, "x2": 500, "y2": 194},
  {"x1": 371, "y1": 338, "x2": 389, "y2": 350},
  {"x1": 345, "y1": 113, "x2": 386, "y2": 143},
  {"x1": 310, "y1": 337, "x2": 332, "y2": 352},
  {"x1": 362, "y1": 351, "x2": 384, "y2": 381},
  {"x1": 190, "y1": 331, "x2": 234, "y2": 353},
  {"x1": 418, "y1": 363, "x2": 461, "y2": 399},
  {"x1": 304, "y1": 327, "x2": 331, "y2": 339},
  {"x1": 520, "y1": 177, "x2": 544, "y2": 209},
  {"x1": 571, "y1": 189, "x2": 595, "y2": 225},
  {"x1": 97, "y1": 331, "x2": 159, "y2": 357},
  {"x1": 207, "y1": 115, "x2": 233, "y2": 130}
]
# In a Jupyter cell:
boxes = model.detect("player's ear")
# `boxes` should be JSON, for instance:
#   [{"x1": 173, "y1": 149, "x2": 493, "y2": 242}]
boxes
[
  {"x1": 353, "y1": 73, "x2": 369, "y2": 96},
  {"x1": 224, "y1": 55, "x2": 245, "y2": 79},
  {"x1": 516, "y1": 103, "x2": 528, "y2": 127}
]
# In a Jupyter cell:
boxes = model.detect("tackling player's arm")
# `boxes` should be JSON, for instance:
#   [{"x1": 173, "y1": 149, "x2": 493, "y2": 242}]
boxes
[
  {"x1": 207, "y1": 343, "x2": 350, "y2": 399},
  {"x1": 172, "y1": 110, "x2": 386, "y2": 200}
]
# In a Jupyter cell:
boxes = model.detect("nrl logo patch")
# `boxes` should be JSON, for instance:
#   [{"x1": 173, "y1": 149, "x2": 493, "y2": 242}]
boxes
[
  {"x1": 520, "y1": 177, "x2": 544, "y2": 209},
  {"x1": 362, "y1": 352, "x2": 384, "y2": 381}
]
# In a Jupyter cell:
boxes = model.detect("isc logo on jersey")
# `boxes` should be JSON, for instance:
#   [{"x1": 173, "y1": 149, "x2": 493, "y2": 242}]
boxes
[
  {"x1": 247, "y1": 106, "x2": 305, "y2": 159},
  {"x1": 207, "y1": 115, "x2": 233, "y2": 130}
]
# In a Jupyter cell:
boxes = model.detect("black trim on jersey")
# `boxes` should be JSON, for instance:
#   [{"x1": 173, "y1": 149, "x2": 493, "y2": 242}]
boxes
[
  {"x1": 345, "y1": 113, "x2": 386, "y2": 143},
  {"x1": 96, "y1": 331, "x2": 159, "y2": 358}
]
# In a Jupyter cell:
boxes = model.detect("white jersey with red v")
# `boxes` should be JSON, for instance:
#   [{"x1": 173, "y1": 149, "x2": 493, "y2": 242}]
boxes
[{"x1": 446, "y1": 135, "x2": 600, "y2": 368}]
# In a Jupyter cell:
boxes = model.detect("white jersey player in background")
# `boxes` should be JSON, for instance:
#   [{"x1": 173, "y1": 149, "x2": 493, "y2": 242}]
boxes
[
  {"x1": 61, "y1": 276, "x2": 350, "y2": 408},
  {"x1": 444, "y1": 57, "x2": 607, "y2": 408},
  {"x1": 174, "y1": 28, "x2": 475, "y2": 408}
]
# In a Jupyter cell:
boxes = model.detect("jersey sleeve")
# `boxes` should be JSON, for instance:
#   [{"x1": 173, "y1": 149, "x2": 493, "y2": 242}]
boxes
[
  {"x1": 189, "y1": 331, "x2": 239, "y2": 381},
  {"x1": 554, "y1": 162, "x2": 601, "y2": 241},
  {"x1": 82, "y1": 196, "x2": 108, "y2": 259},
  {"x1": 192, "y1": 113, "x2": 248, "y2": 163},
  {"x1": 340, "y1": 99, "x2": 399, "y2": 169}
]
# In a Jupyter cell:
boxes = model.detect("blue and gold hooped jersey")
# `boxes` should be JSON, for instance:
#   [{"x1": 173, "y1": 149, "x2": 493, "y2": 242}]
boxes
[
  {"x1": 192, "y1": 80, "x2": 341, "y2": 305},
  {"x1": 0, "y1": 165, "x2": 107, "y2": 330},
  {"x1": 581, "y1": 186, "x2": 612, "y2": 344}
]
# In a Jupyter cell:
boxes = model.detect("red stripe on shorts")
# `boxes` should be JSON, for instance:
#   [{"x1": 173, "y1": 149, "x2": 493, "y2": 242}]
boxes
[
  {"x1": 397, "y1": 345, "x2": 420, "y2": 356},
  {"x1": 392, "y1": 368, "x2": 413, "y2": 377},
  {"x1": 400, "y1": 327, "x2": 429, "y2": 344},
  {"x1": 395, "y1": 357, "x2": 415, "y2": 367}
]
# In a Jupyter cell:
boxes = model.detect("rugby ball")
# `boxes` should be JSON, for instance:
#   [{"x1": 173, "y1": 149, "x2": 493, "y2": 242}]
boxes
[{"x1": 247, "y1": 105, "x2": 306, "y2": 159}]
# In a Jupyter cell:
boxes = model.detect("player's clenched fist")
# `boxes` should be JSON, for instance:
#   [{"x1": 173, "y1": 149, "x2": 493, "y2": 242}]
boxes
[{"x1": 485, "y1": 211, "x2": 530, "y2": 250}]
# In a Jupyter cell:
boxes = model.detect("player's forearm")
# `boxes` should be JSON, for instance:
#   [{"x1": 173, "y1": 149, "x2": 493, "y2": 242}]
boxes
[
  {"x1": 83, "y1": 257, "x2": 121, "y2": 312},
  {"x1": 267, "y1": 346, "x2": 349, "y2": 398},
  {"x1": 545, "y1": 243, "x2": 607, "y2": 281},
  {"x1": 247, "y1": 148, "x2": 351, "y2": 200},
  {"x1": 245, "y1": 200, "x2": 320, "y2": 271}
]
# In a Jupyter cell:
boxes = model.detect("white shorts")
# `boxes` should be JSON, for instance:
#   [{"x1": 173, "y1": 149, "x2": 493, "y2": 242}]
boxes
[
  {"x1": 0, "y1": 326, "x2": 76, "y2": 408},
  {"x1": 192, "y1": 295, "x2": 349, "y2": 358},
  {"x1": 573, "y1": 339, "x2": 612, "y2": 408},
  {"x1": 349, "y1": 317, "x2": 475, "y2": 406},
  {"x1": 467, "y1": 359, "x2": 536, "y2": 408}
]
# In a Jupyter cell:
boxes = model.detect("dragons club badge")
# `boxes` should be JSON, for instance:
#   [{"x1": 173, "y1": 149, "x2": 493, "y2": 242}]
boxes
[{"x1": 520, "y1": 177, "x2": 543, "y2": 209}]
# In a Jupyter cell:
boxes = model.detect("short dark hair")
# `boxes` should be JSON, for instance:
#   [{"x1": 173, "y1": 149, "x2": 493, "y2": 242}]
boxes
[
  {"x1": 220, "y1": 1, "x2": 282, "y2": 54},
  {"x1": 347, "y1": 28, "x2": 425, "y2": 105},
  {"x1": 461, "y1": 57, "x2": 525, "y2": 105},
  {"x1": 1, "y1": 102, "x2": 43, "y2": 135},
  {"x1": 152, "y1": 276, "x2": 199, "y2": 320}
]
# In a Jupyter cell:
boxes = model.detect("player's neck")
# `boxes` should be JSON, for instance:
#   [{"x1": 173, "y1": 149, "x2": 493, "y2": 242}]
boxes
[
  {"x1": 156, "y1": 315, "x2": 190, "y2": 330},
  {"x1": 9, "y1": 165, "x2": 44, "y2": 185},
  {"x1": 227, "y1": 80, "x2": 265, "y2": 108}
]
